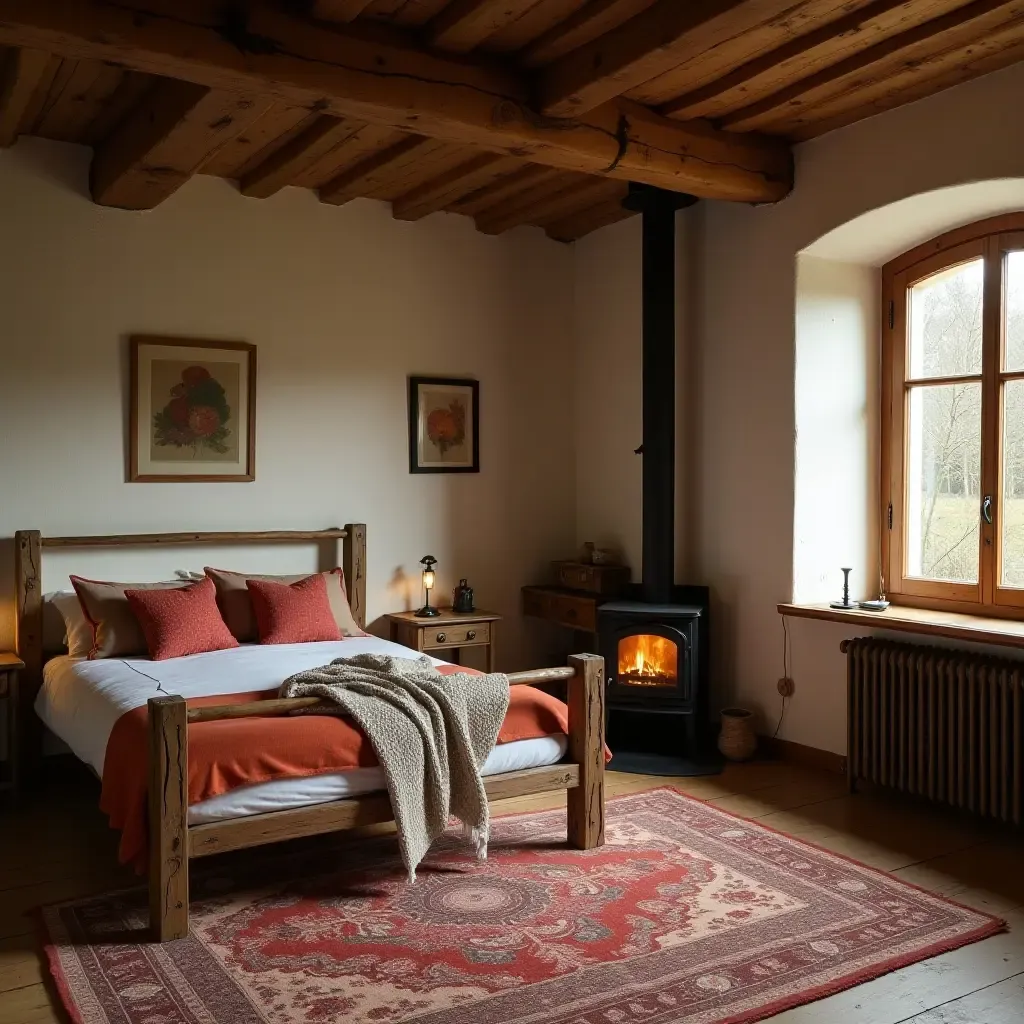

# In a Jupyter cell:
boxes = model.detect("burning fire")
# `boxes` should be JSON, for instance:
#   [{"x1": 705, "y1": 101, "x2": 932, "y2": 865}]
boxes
[{"x1": 618, "y1": 634, "x2": 677, "y2": 685}]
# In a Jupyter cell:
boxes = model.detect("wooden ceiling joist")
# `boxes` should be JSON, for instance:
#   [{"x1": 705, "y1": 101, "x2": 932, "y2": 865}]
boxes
[
  {"x1": 659, "y1": 0, "x2": 915, "y2": 120},
  {"x1": 319, "y1": 134, "x2": 429, "y2": 205},
  {"x1": 240, "y1": 114, "x2": 360, "y2": 198},
  {"x1": 522, "y1": 0, "x2": 655, "y2": 68},
  {"x1": 308, "y1": 0, "x2": 376, "y2": 22},
  {"x1": 545, "y1": 198, "x2": 634, "y2": 242},
  {"x1": 474, "y1": 170, "x2": 591, "y2": 233},
  {"x1": 391, "y1": 152, "x2": 523, "y2": 220},
  {"x1": 91, "y1": 78, "x2": 271, "y2": 209},
  {"x1": 0, "y1": 46, "x2": 51, "y2": 145},
  {"x1": 428, "y1": 0, "x2": 544, "y2": 53},
  {"x1": 0, "y1": 0, "x2": 792, "y2": 203},
  {"x1": 721, "y1": 0, "x2": 1023, "y2": 131},
  {"x1": 537, "y1": 0, "x2": 766, "y2": 117},
  {"x1": 478, "y1": 175, "x2": 627, "y2": 234},
  {"x1": 448, "y1": 164, "x2": 562, "y2": 217}
]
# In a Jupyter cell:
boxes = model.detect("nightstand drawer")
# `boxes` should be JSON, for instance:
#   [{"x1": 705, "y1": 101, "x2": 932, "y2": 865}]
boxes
[{"x1": 422, "y1": 622, "x2": 491, "y2": 649}]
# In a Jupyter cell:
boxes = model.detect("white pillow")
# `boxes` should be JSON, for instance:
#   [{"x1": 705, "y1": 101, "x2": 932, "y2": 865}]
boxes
[{"x1": 49, "y1": 590, "x2": 93, "y2": 659}]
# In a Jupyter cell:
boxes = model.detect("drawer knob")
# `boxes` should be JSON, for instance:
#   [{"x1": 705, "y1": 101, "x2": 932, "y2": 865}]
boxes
[
  {"x1": 467, "y1": 630, "x2": 476, "y2": 640},
  {"x1": 436, "y1": 632, "x2": 447, "y2": 644}
]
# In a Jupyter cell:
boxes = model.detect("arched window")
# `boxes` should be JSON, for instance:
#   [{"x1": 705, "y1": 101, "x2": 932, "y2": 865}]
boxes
[{"x1": 883, "y1": 214, "x2": 1024, "y2": 615}]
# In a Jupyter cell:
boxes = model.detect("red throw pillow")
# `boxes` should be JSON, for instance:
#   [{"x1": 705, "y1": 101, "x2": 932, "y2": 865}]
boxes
[
  {"x1": 125, "y1": 576, "x2": 239, "y2": 661},
  {"x1": 247, "y1": 573, "x2": 343, "y2": 645}
]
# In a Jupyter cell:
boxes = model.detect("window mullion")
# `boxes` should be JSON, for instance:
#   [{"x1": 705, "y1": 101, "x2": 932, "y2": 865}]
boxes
[{"x1": 980, "y1": 236, "x2": 1002, "y2": 605}]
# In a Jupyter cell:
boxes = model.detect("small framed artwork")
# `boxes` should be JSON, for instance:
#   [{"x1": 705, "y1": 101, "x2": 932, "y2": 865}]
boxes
[
  {"x1": 408, "y1": 376, "x2": 479, "y2": 473},
  {"x1": 129, "y1": 335, "x2": 256, "y2": 482}
]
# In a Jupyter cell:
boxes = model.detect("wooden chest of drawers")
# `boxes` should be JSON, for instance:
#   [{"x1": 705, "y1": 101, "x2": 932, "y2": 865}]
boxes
[{"x1": 521, "y1": 586, "x2": 600, "y2": 633}]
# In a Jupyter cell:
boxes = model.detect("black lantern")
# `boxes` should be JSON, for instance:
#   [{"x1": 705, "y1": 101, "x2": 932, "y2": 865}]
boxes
[{"x1": 415, "y1": 555, "x2": 440, "y2": 617}]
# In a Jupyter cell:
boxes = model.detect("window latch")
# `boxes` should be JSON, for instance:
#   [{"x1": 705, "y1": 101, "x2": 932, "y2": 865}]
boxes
[{"x1": 982, "y1": 495, "x2": 993, "y2": 525}]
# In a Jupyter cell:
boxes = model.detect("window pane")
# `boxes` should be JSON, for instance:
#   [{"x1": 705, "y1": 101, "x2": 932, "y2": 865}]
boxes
[
  {"x1": 906, "y1": 382, "x2": 981, "y2": 583},
  {"x1": 908, "y1": 259, "x2": 983, "y2": 379},
  {"x1": 1005, "y1": 251, "x2": 1024, "y2": 371},
  {"x1": 1002, "y1": 379, "x2": 1024, "y2": 586}
]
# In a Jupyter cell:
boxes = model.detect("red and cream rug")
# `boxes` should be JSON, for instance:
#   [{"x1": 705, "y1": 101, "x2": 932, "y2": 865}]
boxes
[{"x1": 43, "y1": 788, "x2": 1002, "y2": 1024}]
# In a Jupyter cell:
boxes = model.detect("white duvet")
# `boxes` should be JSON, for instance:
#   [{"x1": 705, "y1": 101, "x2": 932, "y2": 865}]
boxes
[{"x1": 37, "y1": 637, "x2": 566, "y2": 825}]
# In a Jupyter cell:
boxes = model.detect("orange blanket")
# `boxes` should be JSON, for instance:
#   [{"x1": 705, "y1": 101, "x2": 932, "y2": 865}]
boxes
[{"x1": 100, "y1": 667, "x2": 571, "y2": 868}]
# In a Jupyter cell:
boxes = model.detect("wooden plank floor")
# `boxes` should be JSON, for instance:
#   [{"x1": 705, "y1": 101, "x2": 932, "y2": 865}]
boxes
[{"x1": 1, "y1": 760, "x2": 1022, "y2": 1023}]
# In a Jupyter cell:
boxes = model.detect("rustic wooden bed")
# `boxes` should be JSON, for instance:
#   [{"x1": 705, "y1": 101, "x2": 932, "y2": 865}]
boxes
[{"x1": 13, "y1": 526, "x2": 606, "y2": 942}]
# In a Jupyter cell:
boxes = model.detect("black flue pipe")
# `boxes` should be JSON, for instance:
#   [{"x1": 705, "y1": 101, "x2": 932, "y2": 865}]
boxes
[{"x1": 624, "y1": 185, "x2": 698, "y2": 604}]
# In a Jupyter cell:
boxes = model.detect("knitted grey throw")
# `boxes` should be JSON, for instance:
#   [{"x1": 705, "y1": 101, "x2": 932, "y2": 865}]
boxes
[{"x1": 279, "y1": 652, "x2": 510, "y2": 880}]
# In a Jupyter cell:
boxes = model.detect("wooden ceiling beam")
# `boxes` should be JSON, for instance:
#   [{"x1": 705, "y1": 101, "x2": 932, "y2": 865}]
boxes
[
  {"x1": 0, "y1": 46, "x2": 51, "y2": 145},
  {"x1": 428, "y1": 0, "x2": 544, "y2": 53},
  {"x1": 721, "y1": 0, "x2": 1021, "y2": 131},
  {"x1": 240, "y1": 114, "x2": 361, "y2": 198},
  {"x1": 91, "y1": 78, "x2": 271, "y2": 209},
  {"x1": 522, "y1": 0, "x2": 654, "y2": 68},
  {"x1": 537, "y1": 0, "x2": 768, "y2": 117},
  {"x1": 545, "y1": 199, "x2": 635, "y2": 242},
  {"x1": 307, "y1": 0, "x2": 376, "y2": 23},
  {"x1": 391, "y1": 152, "x2": 523, "y2": 220},
  {"x1": 318, "y1": 134, "x2": 429, "y2": 205},
  {"x1": 447, "y1": 164, "x2": 562, "y2": 216},
  {"x1": 478, "y1": 176, "x2": 627, "y2": 234},
  {"x1": 473, "y1": 171, "x2": 592, "y2": 233},
  {"x1": 659, "y1": 0, "x2": 912, "y2": 120},
  {"x1": 0, "y1": 0, "x2": 792, "y2": 202}
]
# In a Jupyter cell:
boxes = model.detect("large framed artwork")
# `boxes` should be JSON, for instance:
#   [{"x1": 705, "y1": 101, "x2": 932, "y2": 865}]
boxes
[
  {"x1": 408, "y1": 376, "x2": 479, "y2": 473},
  {"x1": 129, "y1": 335, "x2": 256, "y2": 482}
]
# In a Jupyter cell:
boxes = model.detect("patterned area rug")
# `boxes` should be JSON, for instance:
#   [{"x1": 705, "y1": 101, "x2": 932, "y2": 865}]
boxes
[{"x1": 43, "y1": 788, "x2": 1003, "y2": 1024}]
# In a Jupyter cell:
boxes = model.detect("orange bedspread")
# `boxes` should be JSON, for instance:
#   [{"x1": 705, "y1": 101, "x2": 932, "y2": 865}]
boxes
[{"x1": 100, "y1": 667, "x2": 571, "y2": 868}]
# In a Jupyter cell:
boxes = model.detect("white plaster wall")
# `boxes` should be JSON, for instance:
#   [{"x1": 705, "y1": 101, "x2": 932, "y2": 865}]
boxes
[
  {"x1": 0, "y1": 138, "x2": 577, "y2": 669},
  {"x1": 793, "y1": 256, "x2": 879, "y2": 605},
  {"x1": 697, "y1": 61, "x2": 1024, "y2": 752}
]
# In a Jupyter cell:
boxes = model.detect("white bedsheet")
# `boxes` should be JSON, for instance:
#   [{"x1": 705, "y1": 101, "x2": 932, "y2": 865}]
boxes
[{"x1": 37, "y1": 638, "x2": 567, "y2": 825}]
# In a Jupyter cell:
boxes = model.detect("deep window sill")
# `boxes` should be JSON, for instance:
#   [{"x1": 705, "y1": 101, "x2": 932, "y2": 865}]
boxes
[{"x1": 778, "y1": 602, "x2": 1024, "y2": 652}]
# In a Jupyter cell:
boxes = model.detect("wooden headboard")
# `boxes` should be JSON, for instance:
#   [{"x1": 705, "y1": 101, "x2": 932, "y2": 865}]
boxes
[{"x1": 12, "y1": 525, "x2": 367, "y2": 775}]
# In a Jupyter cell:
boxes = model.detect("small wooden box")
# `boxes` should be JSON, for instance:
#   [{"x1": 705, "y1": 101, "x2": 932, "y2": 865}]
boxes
[{"x1": 552, "y1": 560, "x2": 630, "y2": 596}]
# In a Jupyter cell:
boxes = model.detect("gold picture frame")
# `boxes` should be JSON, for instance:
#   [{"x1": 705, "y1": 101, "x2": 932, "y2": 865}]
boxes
[{"x1": 129, "y1": 335, "x2": 256, "y2": 482}]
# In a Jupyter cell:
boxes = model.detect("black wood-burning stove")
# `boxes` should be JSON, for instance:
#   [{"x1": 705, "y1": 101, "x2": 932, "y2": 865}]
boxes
[{"x1": 597, "y1": 185, "x2": 717, "y2": 774}]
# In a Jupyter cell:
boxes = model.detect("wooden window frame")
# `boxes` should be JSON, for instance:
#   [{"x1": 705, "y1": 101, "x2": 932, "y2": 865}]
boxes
[{"x1": 882, "y1": 213, "x2": 1024, "y2": 619}]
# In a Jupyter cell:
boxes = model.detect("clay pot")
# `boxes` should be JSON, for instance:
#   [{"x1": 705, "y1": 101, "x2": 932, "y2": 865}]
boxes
[{"x1": 718, "y1": 708, "x2": 757, "y2": 761}]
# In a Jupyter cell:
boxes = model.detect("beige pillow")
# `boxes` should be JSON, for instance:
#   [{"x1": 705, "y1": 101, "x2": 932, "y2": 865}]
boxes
[
  {"x1": 48, "y1": 590, "x2": 94, "y2": 658},
  {"x1": 205, "y1": 567, "x2": 363, "y2": 643},
  {"x1": 70, "y1": 576, "x2": 189, "y2": 659}
]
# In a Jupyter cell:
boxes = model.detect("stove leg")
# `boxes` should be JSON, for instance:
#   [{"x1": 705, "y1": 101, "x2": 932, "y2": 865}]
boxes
[{"x1": 683, "y1": 714, "x2": 700, "y2": 759}]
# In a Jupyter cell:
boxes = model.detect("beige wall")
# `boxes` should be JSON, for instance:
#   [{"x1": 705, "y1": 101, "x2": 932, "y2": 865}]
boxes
[
  {"x1": 0, "y1": 138, "x2": 576, "y2": 669},
  {"x1": 696, "y1": 61, "x2": 1024, "y2": 751}
]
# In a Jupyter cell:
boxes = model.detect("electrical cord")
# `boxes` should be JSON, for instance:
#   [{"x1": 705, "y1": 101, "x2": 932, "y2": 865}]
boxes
[{"x1": 773, "y1": 614, "x2": 790, "y2": 738}]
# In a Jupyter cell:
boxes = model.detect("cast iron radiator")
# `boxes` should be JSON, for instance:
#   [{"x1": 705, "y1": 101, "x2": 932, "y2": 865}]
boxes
[{"x1": 843, "y1": 637, "x2": 1024, "y2": 824}]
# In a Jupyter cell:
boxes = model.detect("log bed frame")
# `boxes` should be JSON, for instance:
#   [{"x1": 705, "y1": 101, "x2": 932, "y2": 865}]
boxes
[{"x1": 13, "y1": 526, "x2": 606, "y2": 942}]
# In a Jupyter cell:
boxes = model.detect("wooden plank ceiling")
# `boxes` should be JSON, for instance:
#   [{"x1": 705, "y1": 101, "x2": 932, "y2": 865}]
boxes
[{"x1": 0, "y1": 0, "x2": 1020, "y2": 242}]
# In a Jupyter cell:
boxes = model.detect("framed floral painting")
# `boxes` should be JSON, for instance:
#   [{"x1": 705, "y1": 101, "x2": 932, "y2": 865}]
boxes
[
  {"x1": 129, "y1": 336, "x2": 256, "y2": 482},
  {"x1": 408, "y1": 376, "x2": 479, "y2": 473}
]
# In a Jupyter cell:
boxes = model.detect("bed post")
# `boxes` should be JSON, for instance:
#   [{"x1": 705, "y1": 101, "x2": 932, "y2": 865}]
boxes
[
  {"x1": 14, "y1": 530, "x2": 43, "y2": 787},
  {"x1": 343, "y1": 523, "x2": 367, "y2": 629},
  {"x1": 149, "y1": 695, "x2": 189, "y2": 942},
  {"x1": 566, "y1": 653, "x2": 605, "y2": 850}
]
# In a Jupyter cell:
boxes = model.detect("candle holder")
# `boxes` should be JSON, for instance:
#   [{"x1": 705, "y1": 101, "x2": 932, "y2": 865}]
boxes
[{"x1": 830, "y1": 567, "x2": 857, "y2": 610}]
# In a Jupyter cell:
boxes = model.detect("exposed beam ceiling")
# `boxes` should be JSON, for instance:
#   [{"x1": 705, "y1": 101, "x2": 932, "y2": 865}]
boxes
[
  {"x1": 0, "y1": 45, "x2": 49, "y2": 145},
  {"x1": 428, "y1": 0, "x2": 545, "y2": 53},
  {"x1": 0, "y1": 0, "x2": 793, "y2": 202},
  {"x1": 537, "y1": 0, "x2": 771, "y2": 116},
  {"x1": 91, "y1": 79, "x2": 270, "y2": 208},
  {"x1": 391, "y1": 152, "x2": 523, "y2": 220}
]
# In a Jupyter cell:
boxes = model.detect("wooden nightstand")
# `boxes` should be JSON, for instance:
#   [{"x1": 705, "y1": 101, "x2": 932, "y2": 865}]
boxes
[
  {"x1": 0, "y1": 652, "x2": 24, "y2": 799},
  {"x1": 387, "y1": 609, "x2": 502, "y2": 672}
]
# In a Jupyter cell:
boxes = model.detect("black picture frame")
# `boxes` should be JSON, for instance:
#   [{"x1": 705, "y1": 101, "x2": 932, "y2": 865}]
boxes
[{"x1": 408, "y1": 376, "x2": 480, "y2": 474}]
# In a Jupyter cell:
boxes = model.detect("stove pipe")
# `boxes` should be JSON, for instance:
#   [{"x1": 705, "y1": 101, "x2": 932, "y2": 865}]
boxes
[{"x1": 625, "y1": 185, "x2": 698, "y2": 604}]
